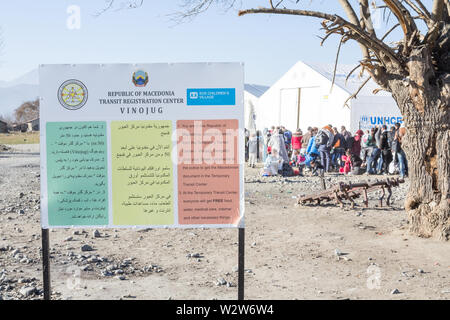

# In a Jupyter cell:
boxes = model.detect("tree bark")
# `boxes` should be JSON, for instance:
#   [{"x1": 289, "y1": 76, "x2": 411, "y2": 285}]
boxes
[{"x1": 387, "y1": 47, "x2": 450, "y2": 240}]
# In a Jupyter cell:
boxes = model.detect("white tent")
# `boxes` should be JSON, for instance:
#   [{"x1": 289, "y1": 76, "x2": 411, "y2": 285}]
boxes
[
  {"x1": 255, "y1": 61, "x2": 402, "y2": 133},
  {"x1": 244, "y1": 84, "x2": 269, "y2": 130}
]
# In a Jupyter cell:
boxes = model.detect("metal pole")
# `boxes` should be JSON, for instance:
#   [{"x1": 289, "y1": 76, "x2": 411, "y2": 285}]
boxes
[
  {"x1": 256, "y1": 131, "x2": 260, "y2": 162},
  {"x1": 320, "y1": 170, "x2": 326, "y2": 190},
  {"x1": 41, "y1": 228, "x2": 51, "y2": 300},
  {"x1": 238, "y1": 227, "x2": 245, "y2": 300}
]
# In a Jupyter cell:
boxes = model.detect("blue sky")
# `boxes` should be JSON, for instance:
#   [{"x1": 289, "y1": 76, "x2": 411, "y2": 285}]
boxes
[{"x1": 0, "y1": 0, "x2": 408, "y2": 85}]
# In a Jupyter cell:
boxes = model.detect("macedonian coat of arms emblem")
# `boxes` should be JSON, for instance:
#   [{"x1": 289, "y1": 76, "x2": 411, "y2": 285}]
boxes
[{"x1": 132, "y1": 70, "x2": 149, "y2": 87}]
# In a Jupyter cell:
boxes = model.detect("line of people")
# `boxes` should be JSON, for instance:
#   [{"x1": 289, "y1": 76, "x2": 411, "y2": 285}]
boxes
[{"x1": 245, "y1": 123, "x2": 408, "y2": 179}]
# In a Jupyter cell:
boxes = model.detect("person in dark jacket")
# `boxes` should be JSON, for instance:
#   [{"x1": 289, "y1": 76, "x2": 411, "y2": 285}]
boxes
[
  {"x1": 316, "y1": 125, "x2": 334, "y2": 173},
  {"x1": 331, "y1": 127, "x2": 347, "y2": 170},
  {"x1": 364, "y1": 127, "x2": 379, "y2": 174},
  {"x1": 302, "y1": 127, "x2": 313, "y2": 152},
  {"x1": 379, "y1": 125, "x2": 392, "y2": 174},
  {"x1": 341, "y1": 126, "x2": 353, "y2": 149},
  {"x1": 351, "y1": 129, "x2": 363, "y2": 158},
  {"x1": 394, "y1": 123, "x2": 408, "y2": 178}
]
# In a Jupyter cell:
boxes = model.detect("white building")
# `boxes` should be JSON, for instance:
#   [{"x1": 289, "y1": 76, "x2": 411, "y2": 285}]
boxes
[
  {"x1": 255, "y1": 61, "x2": 402, "y2": 133},
  {"x1": 244, "y1": 84, "x2": 269, "y2": 131}
]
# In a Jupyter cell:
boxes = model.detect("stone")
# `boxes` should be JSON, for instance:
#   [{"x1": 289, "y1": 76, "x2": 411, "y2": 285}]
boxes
[
  {"x1": 217, "y1": 278, "x2": 227, "y2": 286},
  {"x1": 417, "y1": 269, "x2": 424, "y2": 274},
  {"x1": 65, "y1": 237, "x2": 74, "y2": 242},
  {"x1": 334, "y1": 249, "x2": 343, "y2": 257},
  {"x1": 19, "y1": 286, "x2": 36, "y2": 297},
  {"x1": 93, "y1": 230, "x2": 101, "y2": 238},
  {"x1": 391, "y1": 288, "x2": 400, "y2": 294},
  {"x1": 81, "y1": 244, "x2": 93, "y2": 252},
  {"x1": 17, "y1": 209, "x2": 25, "y2": 215},
  {"x1": 115, "y1": 275, "x2": 126, "y2": 281},
  {"x1": 87, "y1": 257, "x2": 99, "y2": 263}
]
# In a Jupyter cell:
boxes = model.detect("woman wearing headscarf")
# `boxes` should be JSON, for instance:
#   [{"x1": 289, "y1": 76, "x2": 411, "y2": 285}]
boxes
[
  {"x1": 351, "y1": 129, "x2": 364, "y2": 158},
  {"x1": 268, "y1": 129, "x2": 290, "y2": 163}
]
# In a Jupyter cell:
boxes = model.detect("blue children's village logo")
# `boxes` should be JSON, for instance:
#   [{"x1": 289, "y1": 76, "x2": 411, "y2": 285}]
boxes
[
  {"x1": 360, "y1": 114, "x2": 403, "y2": 127},
  {"x1": 132, "y1": 70, "x2": 149, "y2": 87}
]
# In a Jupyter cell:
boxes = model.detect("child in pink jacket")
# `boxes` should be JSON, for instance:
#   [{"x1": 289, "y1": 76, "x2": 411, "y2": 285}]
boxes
[{"x1": 340, "y1": 150, "x2": 352, "y2": 174}]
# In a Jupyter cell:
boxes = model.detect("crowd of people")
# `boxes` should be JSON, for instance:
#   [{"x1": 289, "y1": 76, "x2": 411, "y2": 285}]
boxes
[{"x1": 245, "y1": 123, "x2": 408, "y2": 179}]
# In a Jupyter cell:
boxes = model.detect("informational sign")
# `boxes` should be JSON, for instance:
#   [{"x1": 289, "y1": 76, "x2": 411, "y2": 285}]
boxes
[{"x1": 40, "y1": 63, "x2": 244, "y2": 228}]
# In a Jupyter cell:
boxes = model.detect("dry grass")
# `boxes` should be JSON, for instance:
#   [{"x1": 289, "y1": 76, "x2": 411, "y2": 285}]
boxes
[{"x1": 0, "y1": 132, "x2": 40, "y2": 145}]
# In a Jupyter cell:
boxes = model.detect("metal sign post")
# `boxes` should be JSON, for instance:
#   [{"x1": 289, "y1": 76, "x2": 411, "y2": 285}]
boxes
[
  {"x1": 41, "y1": 228, "x2": 51, "y2": 300},
  {"x1": 238, "y1": 227, "x2": 245, "y2": 300}
]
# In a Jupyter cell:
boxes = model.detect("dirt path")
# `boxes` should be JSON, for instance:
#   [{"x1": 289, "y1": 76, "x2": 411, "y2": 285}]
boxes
[{"x1": 0, "y1": 145, "x2": 449, "y2": 300}]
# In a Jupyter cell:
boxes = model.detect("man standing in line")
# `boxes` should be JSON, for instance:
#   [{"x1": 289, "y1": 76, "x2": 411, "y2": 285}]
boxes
[
  {"x1": 331, "y1": 127, "x2": 347, "y2": 170},
  {"x1": 394, "y1": 123, "x2": 408, "y2": 178},
  {"x1": 301, "y1": 127, "x2": 313, "y2": 154},
  {"x1": 315, "y1": 125, "x2": 334, "y2": 173},
  {"x1": 341, "y1": 126, "x2": 353, "y2": 150},
  {"x1": 378, "y1": 125, "x2": 393, "y2": 174}
]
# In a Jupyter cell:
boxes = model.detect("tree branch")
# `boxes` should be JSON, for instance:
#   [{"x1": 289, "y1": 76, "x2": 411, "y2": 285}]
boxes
[
  {"x1": 381, "y1": 0, "x2": 418, "y2": 46},
  {"x1": 94, "y1": 0, "x2": 144, "y2": 17},
  {"x1": 414, "y1": 0, "x2": 432, "y2": 19},
  {"x1": 403, "y1": 0, "x2": 433, "y2": 23},
  {"x1": 330, "y1": 36, "x2": 345, "y2": 93},
  {"x1": 238, "y1": 7, "x2": 403, "y2": 68},
  {"x1": 343, "y1": 77, "x2": 371, "y2": 108},
  {"x1": 359, "y1": 0, "x2": 377, "y2": 37},
  {"x1": 338, "y1": 0, "x2": 370, "y2": 60},
  {"x1": 432, "y1": 0, "x2": 445, "y2": 21}
]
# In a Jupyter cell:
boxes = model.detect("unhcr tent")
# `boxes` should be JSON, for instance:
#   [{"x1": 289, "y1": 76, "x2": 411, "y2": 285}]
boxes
[{"x1": 255, "y1": 61, "x2": 402, "y2": 133}]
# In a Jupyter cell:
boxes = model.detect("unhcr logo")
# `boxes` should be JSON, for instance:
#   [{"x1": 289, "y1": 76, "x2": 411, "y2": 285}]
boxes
[
  {"x1": 360, "y1": 115, "x2": 403, "y2": 126},
  {"x1": 360, "y1": 115, "x2": 369, "y2": 124}
]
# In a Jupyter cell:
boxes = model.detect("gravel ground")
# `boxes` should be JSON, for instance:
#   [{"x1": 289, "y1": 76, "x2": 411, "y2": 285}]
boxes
[{"x1": 0, "y1": 144, "x2": 449, "y2": 300}]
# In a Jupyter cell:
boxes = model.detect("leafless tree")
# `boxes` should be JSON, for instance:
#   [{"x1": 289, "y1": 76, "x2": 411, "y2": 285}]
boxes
[
  {"x1": 14, "y1": 99, "x2": 39, "y2": 123},
  {"x1": 0, "y1": 114, "x2": 14, "y2": 125},
  {"x1": 99, "y1": 0, "x2": 450, "y2": 240},
  {"x1": 93, "y1": 0, "x2": 144, "y2": 16}
]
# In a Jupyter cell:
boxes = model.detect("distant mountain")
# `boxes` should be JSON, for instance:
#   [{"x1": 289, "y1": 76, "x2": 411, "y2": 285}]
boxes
[
  {"x1": 0, "y1": 69, "x2": 38, "y2": 88},
  {"x1": 0, "y1": 69, "x2": 38, "y2": 117}
]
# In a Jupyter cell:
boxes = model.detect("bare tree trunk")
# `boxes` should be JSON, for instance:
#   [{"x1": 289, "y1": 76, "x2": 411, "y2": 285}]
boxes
[
  {"x1": 389, "y1": 47, "x2": 450, "y2": 240},
  {"x1": 402, "y1": 102, "x2": 450, "y2": 240}
]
